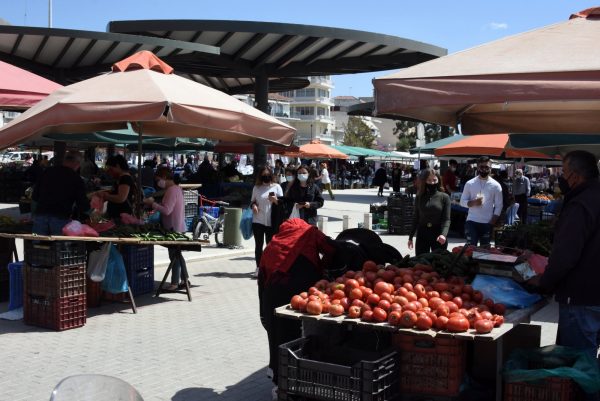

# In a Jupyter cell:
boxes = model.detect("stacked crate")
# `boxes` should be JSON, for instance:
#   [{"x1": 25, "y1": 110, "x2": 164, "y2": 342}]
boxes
[
  {"x1": 121, "y1": 245, "x2": 154, "y2": 296},
  {"x1": 0, "y1": 238, "x2": 16, "y2": 302},
  {"x1": 183, "y1": 190, "x2": 199, "y2": 232},
  {"x1": 387, "y1": 193, "x2": 414, "y2": 235},
  {"x1": 0, "y1": 170, "x2": 26, "y2": 202},
  {"x1": 23, "y1": 240, "x2": 87, "y2": 331}
]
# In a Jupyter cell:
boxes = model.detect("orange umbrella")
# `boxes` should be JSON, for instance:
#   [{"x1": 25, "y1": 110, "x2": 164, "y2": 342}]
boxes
[
  {"x1": 0, "y1": 51, "x2": 296, "y2": 149},
  {"x1": 434, "y1": 133, "x2": 557, "y2": 159},
  {"x1": 297, "y1": 140, "x2": 348, "y2": 159}
]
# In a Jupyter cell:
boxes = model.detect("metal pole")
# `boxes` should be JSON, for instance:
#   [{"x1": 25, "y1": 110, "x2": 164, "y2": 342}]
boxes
[{"x1": 48, "y1": 0, "x2": 52, "y2": 28}]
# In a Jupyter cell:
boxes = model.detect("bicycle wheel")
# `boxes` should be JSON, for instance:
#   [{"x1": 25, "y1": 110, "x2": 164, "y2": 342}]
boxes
[{"x1": 214, "y1": 221, "x2": 223, "y2": 246}]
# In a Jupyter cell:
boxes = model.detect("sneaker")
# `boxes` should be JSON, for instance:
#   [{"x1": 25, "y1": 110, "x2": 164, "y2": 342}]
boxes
[
  {"x1": 251, "y1": 267, "x2": 259, "y2": 279},
  {"x1": 266, "y1": 367, "x2": 273, "y2": 379},
  {"x1": 271, "y1": 386, "x2": 278, "y2": 401}
]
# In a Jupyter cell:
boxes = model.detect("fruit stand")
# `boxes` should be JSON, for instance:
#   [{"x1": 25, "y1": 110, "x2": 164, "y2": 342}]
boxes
[{"x1": 273, "y1": 254, "x2": 551, "y2": 401}]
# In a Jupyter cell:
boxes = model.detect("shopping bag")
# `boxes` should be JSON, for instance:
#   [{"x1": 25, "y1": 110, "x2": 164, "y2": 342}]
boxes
[
  {"x1": 88, "y1": 242, "x2": 111, "y2": 282},
  {"x1": 101, "y1": 244, "x2": 129, "y2": 294},
  {"x1": 288, "y1": 206, "x2": 301, "y2": 220},
  {"x1": 472, "y1": 274, "x2": 541, "y2": 308},
  {"x1": 240, "y1": 208, "x2": 254, "y2": 240}
]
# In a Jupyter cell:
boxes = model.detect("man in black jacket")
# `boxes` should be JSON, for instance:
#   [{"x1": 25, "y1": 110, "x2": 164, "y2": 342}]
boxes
[
  {"x1": 532, "y1": 150, "x2": 600, "y2": 367},
  {"x1": 32, "y1": 151, "x2": 90, "y2": 235}
]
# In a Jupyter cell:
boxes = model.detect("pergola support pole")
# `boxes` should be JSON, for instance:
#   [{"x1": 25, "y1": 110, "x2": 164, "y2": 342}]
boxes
[{"x1": 253, "y1": 72, "x2": 269, "y2": 171}]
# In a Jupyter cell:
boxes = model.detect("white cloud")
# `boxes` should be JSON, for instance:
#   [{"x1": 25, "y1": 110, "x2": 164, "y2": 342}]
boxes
[{"x1": 488, "y1": 22, "x2": 508, "y2": 30}]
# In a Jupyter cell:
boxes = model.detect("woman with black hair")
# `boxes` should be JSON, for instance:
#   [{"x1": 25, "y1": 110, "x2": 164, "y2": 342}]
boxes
[
  {"x1": 283, "y1": 165, "x2": 324, "y2": 226},
  {"x1": 99, "y1": 154, "x2": 137, "y2": 219}
]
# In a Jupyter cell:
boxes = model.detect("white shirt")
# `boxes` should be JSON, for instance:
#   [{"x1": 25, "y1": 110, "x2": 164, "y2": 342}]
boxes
[
  {"x1": 460, "y1": 176, "x2": 503, "y2": 224},
  {"x1": 321, "y1": 168, "x2": 331, "y2": 184},
  {"x1": 251, "y1": 183, "x2": 283, "y2": 226}
]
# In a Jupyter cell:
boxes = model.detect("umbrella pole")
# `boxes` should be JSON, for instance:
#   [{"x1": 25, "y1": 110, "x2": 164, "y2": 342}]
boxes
[{"x1": 137, "y1": 123, "x2": 143, "y2": 215}]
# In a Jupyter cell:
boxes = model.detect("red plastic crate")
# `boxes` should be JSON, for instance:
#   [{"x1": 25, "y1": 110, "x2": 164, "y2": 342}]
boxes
[
  {"x1": 24, "y1": 264, "x2": 86, "y2": 298},
  {"x1": 504, "y1": 377, "x2": 582, "y2": 401},
  {"x1": 86, "y1": 278, "x2": 102, "y2": 308},
  {"x1": 24, "y1": 294, "x2": 86, "y2": 331},
  {"x1": 393, "y1": 334, "x2": 467, "y2": 397}
]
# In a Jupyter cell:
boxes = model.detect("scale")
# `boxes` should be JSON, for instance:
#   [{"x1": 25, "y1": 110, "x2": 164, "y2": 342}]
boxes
[{"x1": 472, "y1": 249, "x2": 521, "y2": 278}]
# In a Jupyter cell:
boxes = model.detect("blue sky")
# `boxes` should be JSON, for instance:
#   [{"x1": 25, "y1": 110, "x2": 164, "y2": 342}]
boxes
[{"x1": 2, "y1": 0, "x2": 597, "y2": 97}]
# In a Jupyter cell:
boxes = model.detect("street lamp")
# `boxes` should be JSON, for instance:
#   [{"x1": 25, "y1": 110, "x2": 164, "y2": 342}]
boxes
[{"x1": 310, "y1": 124, "x2": 313, "y2": 142}]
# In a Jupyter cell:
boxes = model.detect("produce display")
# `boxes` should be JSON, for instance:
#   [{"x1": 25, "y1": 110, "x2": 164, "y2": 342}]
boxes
[
  {"x1": 0, "y1": 215, "x2": 33, "y2": 234},
  {"x1": 496, "y1": 221, "x2": 554, "y2": 256},
  {"x1": 100, "y1": 223, "x2": 191, "y2": 241},
  {"x1": 401, "y1": 249, "x2": 477, "y2": 278},
  {"x1": 531, "y1": 193, "x2": 554, "y2": 201},
  {"x1": 289, "y1": 260, "x2": 505, "y2": 334}
]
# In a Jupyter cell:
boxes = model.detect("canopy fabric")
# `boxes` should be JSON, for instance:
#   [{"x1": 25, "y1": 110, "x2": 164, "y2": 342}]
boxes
[
  {"x1": 0, "y1": 60, "x2": 62, "y2": 110},
  {"x1": 509, "y1": 133, "x2": 600, "y2": 157},
  {"x1": 214, "y1": 142, "x2": 299, "y2": 155},
  {"x1": 331, "y1": 145, "x2": 390, "y2": 158},
  {"x1": 374, "y1": 8, "x2": 600, "y2": 135},
  {"x1": 127, "y1": 137, "x2": 213, "y2": 151},
  {"x1": 409, "y1": 135, "x2": 465, "y2": 154},
  {"x1": 0, "y1": 51, "x2": 296, "y2": 150},
  {"x1": 297, "y1": 141, "x2": 348, "y2": 159},
  {"x1": 435, "y1": 133, "x2": 555, "y2": 159}
]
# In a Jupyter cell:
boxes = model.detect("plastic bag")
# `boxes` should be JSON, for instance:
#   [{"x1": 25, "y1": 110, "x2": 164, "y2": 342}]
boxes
[
  {"x1": 90, "y1": 195, "x2": 104, "y2": 211},
  {"x1": 88, "y1": 242, "x2": 111, "y2": 282},
  {"x1": 62, "y1": 220, "x2": 99, "y2": 237},
  {"x1": 240, "y1": 208, "x2": 253, "y2": 240},
  {"x1": 471, "y1": 274, "x2": 541, "y2": 308},
  {"x1": 288, "y1": 206, "x2": 301, "y2": 220},
  {"x1": 101, "y1": 244, "x2": 129, "y2": 294},
  {"x1": 503, "y1": 345, "x2": 600, "y2": 394}
]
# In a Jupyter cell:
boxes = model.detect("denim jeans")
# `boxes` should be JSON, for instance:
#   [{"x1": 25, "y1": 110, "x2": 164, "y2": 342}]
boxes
[
  {"x1": 32, "y1": 214, "x2": 70, "y2": 236},
  {"x1": 168, "y1": 247, "x2": 188, "y2": 285},
  {"x1": 464, "y1": 220, "x2": 492, "y2": 247},
  {"x1": 558, "y1": 303, "x2": 600, "y2": 364}
]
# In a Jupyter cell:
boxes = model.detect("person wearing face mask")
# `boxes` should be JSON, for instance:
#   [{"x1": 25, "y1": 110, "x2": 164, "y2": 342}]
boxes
[
  {"x1": 317, "y1": 162, "x2": 334, "y2": 200},
  {"x1": 460, "y1": 156, "x2": 503, "y2": 247},
  {"x1": 284, "y1": 165, "x2": 324, "y2": 226},
  {"x1": 443, "y1": 159, "x2": 459, "y2": 194},
  {"x1": 143, "y1": 167, "x2": 186, "y2": 290},
  {"x1": 98, "y1": 154, "x2": 138, "y2": 220},
  {"x1": 408, "y1": 168, "x2": 451, "y2": 255},
  {"x1": 512, "y1": 168, "x2": 530, "y2": 224},
  {"x1": 250, "y1": 167, "x2": 283, "y2": 277},
  {"x1": 528, "y1": 151, "x2": 600, "y2": 377}
]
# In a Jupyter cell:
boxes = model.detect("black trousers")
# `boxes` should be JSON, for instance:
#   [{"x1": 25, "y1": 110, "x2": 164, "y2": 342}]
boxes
[
  {"x1": 416, "y1": 226, "x2": 448, "y2": 256},
  {"x1": 515, "y1": 194, "x2": 528, "y2": 223},
  {"x1": 252, "y1": 223, "x2": 273, "y2": 266}
]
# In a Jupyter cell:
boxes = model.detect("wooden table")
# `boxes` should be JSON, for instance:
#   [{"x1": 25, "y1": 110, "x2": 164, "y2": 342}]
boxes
[{"x1": 276, "y1": 300, "x2": 549, "y2": 401}]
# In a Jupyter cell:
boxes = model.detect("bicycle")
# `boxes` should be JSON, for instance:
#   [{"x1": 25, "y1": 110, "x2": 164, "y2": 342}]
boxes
[{"x1": 192, "y1": 195, "x2": 229, "y2": 246}]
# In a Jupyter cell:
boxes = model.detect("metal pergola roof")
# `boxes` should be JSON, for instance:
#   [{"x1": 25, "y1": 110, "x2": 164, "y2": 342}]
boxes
[
  {"x1": 107, "y1": 20, "x2": 447, "y2": 78},
  {"x1": 0, "y1": 25, "x2": 308, "y2": 94}
]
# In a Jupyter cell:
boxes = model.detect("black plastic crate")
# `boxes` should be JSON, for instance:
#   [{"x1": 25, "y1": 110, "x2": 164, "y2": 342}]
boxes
[
  {"x1": 121, "y1": 245, "x2": 154, "y2": 296},
  {"x1": 279, "y1": 337, "x2": 399, "y2": 401},
  {"x1": 24, "y1": 240, "x2": 87, "y2": 267},
  {"x1": 185, "y1": 203, "x2": 199, "y2": 218},
  {"x1": 24, "y1": 263, "x2": 86, "y2": 298}
]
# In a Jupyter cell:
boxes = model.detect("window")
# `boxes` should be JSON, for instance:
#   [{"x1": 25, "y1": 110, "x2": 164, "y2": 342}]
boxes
[
  {"x1": 317, "y1": 89, "x2": 329, "y2": 98},
  {"x1": 293, "y1": 106, "x2": 314, "y2": 116},
  {"x1": 316, "y1": 107, "x2": 327, "y2": 116},
  {"x1": 295, "y1": 88, "x2": 315, "y2": 97}
]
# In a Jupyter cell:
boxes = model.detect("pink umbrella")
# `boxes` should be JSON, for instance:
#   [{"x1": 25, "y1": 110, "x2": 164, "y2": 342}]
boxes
[
  {"x1": 0, "y1": 60, "x2": 61, "y2": 109},
  {"x1": 374, "y1": 7, "x2": 600, "y2": 135},
  {"x1": 0, "y1": 51, "x2": 295, "y2": 149}
]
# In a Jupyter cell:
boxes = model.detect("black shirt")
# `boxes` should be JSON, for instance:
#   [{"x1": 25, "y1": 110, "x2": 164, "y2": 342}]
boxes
[
  {"x1": 106, "y1": 174, "x2": 135, "y2": 218},
  {"x1": 33, "y1": 165, "x2": 89, "y2": 219}
]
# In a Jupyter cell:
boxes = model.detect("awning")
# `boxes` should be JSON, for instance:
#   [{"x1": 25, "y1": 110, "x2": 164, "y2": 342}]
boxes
[
  {"x1": 409, "y1": 135, "x2": 465, "y2": 154},
  {"x1": 435, "y1": 133, "x2": 556, "y2": 159}
]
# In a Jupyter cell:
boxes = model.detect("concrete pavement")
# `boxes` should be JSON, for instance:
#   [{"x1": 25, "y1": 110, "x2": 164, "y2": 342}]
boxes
[{"x1": 0, "y1": 187, "x2": 469, "y2": 401}]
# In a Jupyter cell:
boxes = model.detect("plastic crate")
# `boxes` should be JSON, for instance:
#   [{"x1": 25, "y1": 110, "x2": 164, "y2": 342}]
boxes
[
  {"x1": 504, "y1": 376, "x2": 582, "y2": 401},
  {"x1": 24, "y1": 240, "x2": 86, "y2": 267},
  {"x1": 183, "y1": 190, "x2": 199, "y2": 205},
  {"x1": 278, "y1": 337, "x2": 399, "y2": 401},
  {"x1": 8, "y1": 262, "x2": 24, "y2": 310},
  {"x1": 392, "y1": 334, "x2": 467, "y2": 397},
  {"x1": 24, "y1": 293, "x2": 86, "y2": 331},
  {"x1": 185, "y1": 216, "x2": 195, "y2": 232},
  {"x1": 0, "y1": 238, "x2": 16, "y2": 282},
  {"x1": 86, "y1": 277, "x2": 102, "y2": 308},
  {"x1": 24, "y1": 264, "x2": 86, "y2": 298},
  {"x1": 185, "y1": 202, "x2": 199, "y2": 218},
  {"x1": 200, "y1": 206, "x2": 220, "y2": 219},
  {"x1": 121, "y1": 245, "x2": 154, "y2": 296}
]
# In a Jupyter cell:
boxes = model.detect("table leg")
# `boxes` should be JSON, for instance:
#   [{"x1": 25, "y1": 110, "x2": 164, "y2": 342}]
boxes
[
  {"x1": 178, "y1": 250, "x2": 192, "y2": 302},
  {"x1": 127, "y1": 286, "x2": 137, "y2": 314},
  {"x1": 155, "y1": 258, "x2": 175, "y2": 298},
  {"x1": 494, "y1": 336, "x2": 504, "y2": 401}
]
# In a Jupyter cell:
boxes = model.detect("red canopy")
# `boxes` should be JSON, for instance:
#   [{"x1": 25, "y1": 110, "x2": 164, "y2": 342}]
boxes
[
  {"x1": 0, "y1": 61, "x2": 62, "y2": 109},
  {"x1": 435, "y1": 133, "x2": 558, "y2": 159}
]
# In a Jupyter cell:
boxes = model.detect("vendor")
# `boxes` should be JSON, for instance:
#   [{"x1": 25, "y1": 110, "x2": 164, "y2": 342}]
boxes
[
  {"x1": 530, "y1": 150, "x2": 600, "y2": 367},
  {"x1": 143, "y1": 167, "x2": 186, "y2": 290},
  {"x1": 513, "y1": 169, "x2": 530, "y2": 224},
  {"x1": 98, "y1": 155, "x2": 137, "y2": 220},
  {"x1": 32, "y1": 151, "x2": 90, "y2": 235}
]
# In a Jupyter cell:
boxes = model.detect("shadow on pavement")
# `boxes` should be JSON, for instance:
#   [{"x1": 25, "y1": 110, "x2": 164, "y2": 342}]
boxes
[
  {"x1": 193, "y1": 271, "x2": 255, "y2": 279},
  {"x1": 172, "y1": 366, "x2": 272, "y2": 401}
]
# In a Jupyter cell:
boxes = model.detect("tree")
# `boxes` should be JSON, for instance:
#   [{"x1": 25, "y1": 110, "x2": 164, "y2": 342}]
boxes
[
  {"x1": 392, "y1": 119, "x2": 455, "y2": 150},
  {"x1": 342, "y1": 117, "x2": 377, "y2": 148}
]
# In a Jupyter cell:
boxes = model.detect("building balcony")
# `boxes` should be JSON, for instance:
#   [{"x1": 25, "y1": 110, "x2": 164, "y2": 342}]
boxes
[
  {"x1": 291, "y1": 96, "x2": 334, "y2": 106},
  {"x1": 291, "y1": 114, "x2": 335, "y2": 123},
  {"x1": 309, "y1": 76, "x2": 333, "y2": 88}
]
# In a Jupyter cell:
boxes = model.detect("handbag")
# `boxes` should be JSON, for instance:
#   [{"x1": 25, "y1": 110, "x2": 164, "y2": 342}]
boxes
[
  {"x1": 87, "y1": 242, "x2": 111, "y2": 282},
  {"x1": 240, "y1": 208, "x2": 254, "y2": 240}
]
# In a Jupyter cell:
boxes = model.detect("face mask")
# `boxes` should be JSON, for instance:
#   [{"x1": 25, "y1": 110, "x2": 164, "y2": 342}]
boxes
[
  {"x1": 426, "y1": 183, "x2": 438, "y2": 193},
  {"x1": 450, "y1": 167, "x2": 456, "y2": 172},
  {"x1": 558, "y1": 175, "x2": 570, "y2": 194},
  {"x1": 478, "y1": 169, "x2": 489, "y2": 178},
  {"x1": 286, "y1": 175, "x2": 294, "y2": 182},
  {"x1": 260, "y1": 175, "x2": 271, "y2": 183},
  {"x1": 157, "y1": 179, "x2": 166, "y2": 189},
  {"x1": 298, "y1": 174, "x2": 309, "y2": 182}
]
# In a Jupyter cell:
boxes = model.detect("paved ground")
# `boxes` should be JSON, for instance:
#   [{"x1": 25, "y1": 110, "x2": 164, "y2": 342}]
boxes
[{"x1": 0, "y1": 187, "x2": 481, "y2": 401}]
